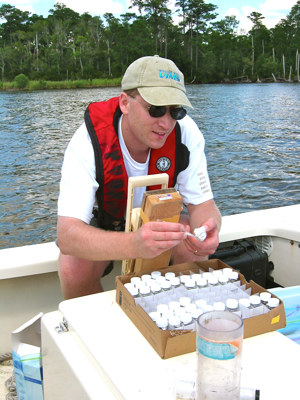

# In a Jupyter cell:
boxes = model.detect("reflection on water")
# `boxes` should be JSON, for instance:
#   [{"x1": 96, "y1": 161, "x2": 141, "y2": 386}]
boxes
[{"x1": 0, "y1": 84, "x2": 299, "y2": 248}]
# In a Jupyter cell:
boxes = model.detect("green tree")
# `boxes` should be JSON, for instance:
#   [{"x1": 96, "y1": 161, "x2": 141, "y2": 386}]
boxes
[{"x1": 14, "y1": 73, "x2": 29, "y2": 88}]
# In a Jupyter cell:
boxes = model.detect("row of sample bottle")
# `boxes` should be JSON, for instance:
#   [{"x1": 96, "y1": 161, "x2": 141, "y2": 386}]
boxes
[{"x1": 124, "y1": 268, "x2": 280, "y2": 330}]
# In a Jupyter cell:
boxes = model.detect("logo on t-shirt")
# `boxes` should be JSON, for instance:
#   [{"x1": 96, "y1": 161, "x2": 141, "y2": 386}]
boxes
[{"x1": 156, "y1": 157, "x2": 171, "y2": 171}]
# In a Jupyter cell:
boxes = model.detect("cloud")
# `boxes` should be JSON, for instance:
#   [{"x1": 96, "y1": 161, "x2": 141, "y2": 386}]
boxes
[
  {"x1": 60, "y1": 0, "x2": 124, "y2": 16},
  {"x1": 224, "y1": 1, "x2": 294, "y2": 33}
]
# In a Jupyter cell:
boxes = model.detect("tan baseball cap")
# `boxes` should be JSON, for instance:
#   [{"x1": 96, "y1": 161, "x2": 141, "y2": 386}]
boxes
[{"x1": 121, "y1": 55, "x2": 193, "y2": 108}]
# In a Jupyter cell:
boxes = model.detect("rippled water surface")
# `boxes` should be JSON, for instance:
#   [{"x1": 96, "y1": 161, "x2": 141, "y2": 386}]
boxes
[{"x1": 1, "y1": 84, "x2": 299, "y2": 248}]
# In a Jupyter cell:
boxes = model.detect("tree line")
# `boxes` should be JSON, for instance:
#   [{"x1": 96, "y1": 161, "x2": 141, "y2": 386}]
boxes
[{"x1": 0, "y1": 0, "x2": 300, "y2": 84}]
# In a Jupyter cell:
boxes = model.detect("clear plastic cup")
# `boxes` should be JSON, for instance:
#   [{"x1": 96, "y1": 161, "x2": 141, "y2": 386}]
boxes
[{"x1": 196, "y1": 311, "x2": 244, "y2": 399}]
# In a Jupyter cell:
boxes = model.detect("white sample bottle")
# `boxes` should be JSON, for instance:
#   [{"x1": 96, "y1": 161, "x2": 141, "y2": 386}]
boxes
[
  {"x1": 218, "y1": 274, "x2": 229, "y2": 285},
  {"x1": 165, "y1": 272, "x2": 175, "y2": 280},
  {"x1": 151, "y1": 271, "x2": 161, "y2": 279},
  {"x1": 267, "y1": 297, "x2": 280, "y2": 310},
  {"x1": 181, "y1": 313, "x2": 194, "y2": 330},
  {"x1": 260, "y1": 291, "x2": 271, "y2": 305},
  {"x1": 139, "y1": 285, "x2": 151, "y2": 297},
  {"x1": 170, "y1": 277, "x2": 181, "y2": 288},
  {"x1": 169, "y1": 315, "x2": 182, "y2": 329},
  {"x1": 213, "y1": 301, "x2": 226, "y2": 311},
  {"x1": 249, "y1": 295, "x2": 261, "y2": 308},
  {"x1": 185, "y1": 279, "x2": 197, "y2": 290},
  {"x1": 156, "y1": 317, "x2": 168, "y2": 330},
  {"x1": 226, "y1": 298, "x2": 239, "y2": 312},
  {"x1": 161, "y1": 280, "x2": 172, "y2": 292}
]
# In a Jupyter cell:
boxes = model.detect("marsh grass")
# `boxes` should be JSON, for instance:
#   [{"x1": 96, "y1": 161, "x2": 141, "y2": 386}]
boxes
[{"x1": 0, "y1": 77, "x2": 122, "y2": 91}]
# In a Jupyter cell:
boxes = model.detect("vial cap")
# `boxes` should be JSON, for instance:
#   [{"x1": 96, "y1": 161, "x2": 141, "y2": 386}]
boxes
[
  {"x1": 196, "y1": 277, "x2": 207, "y2": 286},
  {"x1": 161, "y1": 280, "x2": 171, "y2": 290},
  {"x1": 169, "y1": 315, "x2": 181, "y2": 326},
  {"x1": 169, "y1": 301, "x2": 181, "y2": 310},
  {"x1": 156, "y1": 317, "x2": 168, "y2": 329},
  {"x1": 170, "y1": 277, "x2": 180, "y2": 286},
  {"x1": 226, "y1": 299, "x2": 238, "y2": 309},
  {"x1": 222, "y1": 268, "x2": 233, "y2": 276},
  {"x1": 185, "y1": 279, "x2": 196, "y2": 288},
  {"x1": 212, "y1": 270, "x2": 223, "y2": 277},
  {"x1": 267, "y1": 297, "x2": 280, "y2": 308},
  {"x1": 195, "y1": 299, "x2": 207, "y2": 308},
  {"x1": 124, "y1": 283, "x2": 135, "y2": 291},
  {"x1": 213, "y1": 302, "x2": 226, "y2": 311},
  {"x1": 218, "y1": 275, "x2": 229, "y2": 284},
  {"x1": 208, "y1": 276, "x2": 218, "y2": 285},
  {"x1": 239, "y1": 298, "x2": 251, "y2": 308},
  {"x1": 179, "y1": 297, "x2": 191, "y2": 307},
  {"x1": 162, "y1": 310, "x2": 174, "y2": 319},
  {"x1": 249, "y1": 295, "x2": 261, "y2": 306},
  {"x1": 151, "y1": 283, "x2": 161, "y2": 293},
  {"x1": 181, "y1": 312, "x2": 193, "y2": 324},
  {"x1": 140, "y1": 285, "x2": 151, "y2": 295},
  {"x1": 229, "y1": 271, "x2": 239, "y2": 280},
  {"x1": 141, "y1": 274, "x2": 151, "y2": 282},
  {"x1": 165, "y1": 272, "x2": 175, "y2": 280},
  {"x1": 180, "y1": 275, "x2": 190, "y2": 283},
  {"x1": 151, "y1": 271, "x2": 161, "y2": 279},
  {"x1": 260, "y1": 292, "x2": 271, "y2": 301},
  {"x1": 129, "y1": 287, "x2": 139, "y2": 296},
  {"x1": 131, "y1": 276, "x2": 141, "y2": 284},
  {"x1": 156, "y1": 276, "x2": 166, "y2": 284},
  {"x1": 149, "y1": 311, "x2": 160, "y2": 321},
  {"x1": 191, "y1": 273, "x2": 202, "y2": 281}
]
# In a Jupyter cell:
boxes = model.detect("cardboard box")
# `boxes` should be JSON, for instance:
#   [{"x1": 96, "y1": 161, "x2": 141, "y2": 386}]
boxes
[{"x1": 116, "y1": 260, "x2": 286, "y2": 359}]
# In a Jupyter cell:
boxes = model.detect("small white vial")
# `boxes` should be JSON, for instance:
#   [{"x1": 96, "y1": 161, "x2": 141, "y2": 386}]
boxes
[
  {"x1": 260, "y1": 292, "x2": 272, "y2": 305},
  {"x1": 181, "y1": 312, "x2": 193, "y2": 327},
  {"x1": 139, "y1": 285, "x2": 151, "y2": 297},
  {"x1": 151, "y1": 271, "x2": 161, "y2": 279},
  {"x1": 194, "y1": 226, "x2": 207, "y2": 241},
  {"x1": 141, "y1": 274, "x2": 152, "y2": 282},
  {"x1": 161, "y1": 280, "x2": 172, "y2": 291},
  {"x1": 249, "y1": 295, "x2": 261, "y2": 308},
  {"x1": 156, "y1": 317, "x2": 168, "y2": 330},
  {"x1": 196, "y1": 277, "x2": 208, "y2": 289},
  {"x1": 169, "y1": 315, "x2": 182, "y2": 329},
  {"x1": 222, "y1": 268, "x2": 233, "y2": 276},
  {"x1": 131, "y1": 276, "x2": 141, "y2": 285},
  {"x1": 169, "y1": 301, "x2": 181, "y2": 312},
  {"x1": 185, "y1": 279, "x2": 196, "y2": 290},
  {"x1": 212, "y1": 269, "x2": 223, "y2": 278},
  {"x1": 179, "y1": 297, "x2": 191, "y2": 307},
  {"x1": 202, "y1": 272, "x2": 213, "y2": 280},
  {"x1": 228, "y1": 271, "x2": 239, "y2": 282},
  {"x1": 267, "y1": 297, "x2": 280, "y2": 309},
  {"x1": 180, "y1": 275, "x2": 190, "y2": 285},
  {"x1": 226, "y1": 298, "x2": 239, "y2": 312},
  {"x1": 151, "y1": 283, "x2": 162, "y2": 295},
  {"x1": 157, "y1": 304, "x2": 169, "y2": 315},
  {"x1": 129, "y1": 287, "x2": 139, "y2": 298},
  {"x1": 218, "y1": 275, "x2": 229, "y2": 285},
  {"x1": 165, "y1": 272, "x2": 175, "y2": 280},
  {"x1": 170, "y1": 277, "x2": 181, "y2": 288},
  {"x1": 239, "y1": 298, "x2": 251, "y2": 308},
  {"x1": 191, "y1": 273, "x2": 202, "y2": 281},
  {"x1": 208, "y1": 276, "x2": 219, "y2": 287},
  {"x1": 124, "y1": 282, "x2": 135, "y2": 292},
  {"x1": 213, "y1": 301, "x2": 226, "y2": 311},
  {"x1": 156, "y1": 276, "x2": 166, "y2": 285},
  {"x1": 149, "y1": 311, "x2": 160, "y2": 322}
]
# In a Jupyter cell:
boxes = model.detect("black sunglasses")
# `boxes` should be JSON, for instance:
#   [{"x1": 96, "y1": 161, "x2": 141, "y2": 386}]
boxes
[{"x1": 129, "y1": 96, "x2": 187, "y2": 120}]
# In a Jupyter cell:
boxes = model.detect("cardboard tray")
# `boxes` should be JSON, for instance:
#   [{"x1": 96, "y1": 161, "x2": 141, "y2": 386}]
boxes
[{"x1": 116, "y1": 259, "x2": 286, "y2": 359}]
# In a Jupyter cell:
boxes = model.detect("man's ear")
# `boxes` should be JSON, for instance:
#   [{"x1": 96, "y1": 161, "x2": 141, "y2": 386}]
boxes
[{"x1": 119, "y1": 92, "x2": 129, "y2": 115}]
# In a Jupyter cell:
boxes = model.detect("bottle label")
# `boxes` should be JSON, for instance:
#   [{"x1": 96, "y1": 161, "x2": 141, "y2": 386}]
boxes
[{"x1": 196, "y1": 336, "x2": 239, "y2": 360}]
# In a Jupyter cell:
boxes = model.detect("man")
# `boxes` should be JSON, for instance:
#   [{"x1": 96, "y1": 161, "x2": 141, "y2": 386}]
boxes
[{"x1": 57, "y1": 55, "x2": 222, "y2": 299}]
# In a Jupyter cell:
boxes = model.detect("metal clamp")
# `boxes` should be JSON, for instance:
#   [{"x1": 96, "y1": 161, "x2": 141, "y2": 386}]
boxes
[{"x1": 55, "y1": 318, "x2": 69, "y2": 334}]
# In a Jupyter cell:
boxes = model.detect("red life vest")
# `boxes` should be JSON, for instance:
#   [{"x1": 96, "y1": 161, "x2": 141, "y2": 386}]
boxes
[{"x1": 84, "y1": 97, "x2": 189, "y2": 231}]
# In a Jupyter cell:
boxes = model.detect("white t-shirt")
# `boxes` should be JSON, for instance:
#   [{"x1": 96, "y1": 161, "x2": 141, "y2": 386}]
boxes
[{"x1": 58, "y1": 114, "x2": 213, "y2": 224}]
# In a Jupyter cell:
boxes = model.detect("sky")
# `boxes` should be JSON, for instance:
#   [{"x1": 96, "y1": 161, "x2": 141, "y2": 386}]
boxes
[{"x1": 0, "y1": 0, "x2": 297, "y2": 33}]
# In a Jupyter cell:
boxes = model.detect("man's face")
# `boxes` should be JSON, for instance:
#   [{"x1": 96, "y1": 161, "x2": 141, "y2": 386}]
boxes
[{"x1": 120, "y1": 92, "x2": 177, "y2": 151}]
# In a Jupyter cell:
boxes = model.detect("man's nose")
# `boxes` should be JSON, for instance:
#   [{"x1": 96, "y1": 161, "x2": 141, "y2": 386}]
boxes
[{"x1": 157, "y1": 109, "x2": 174, "y2": 129}]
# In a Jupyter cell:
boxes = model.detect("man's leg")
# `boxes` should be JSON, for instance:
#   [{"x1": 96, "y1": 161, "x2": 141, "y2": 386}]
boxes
[{"x1": 58, "y1": 253, "x2": 112, "y2": 299}]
